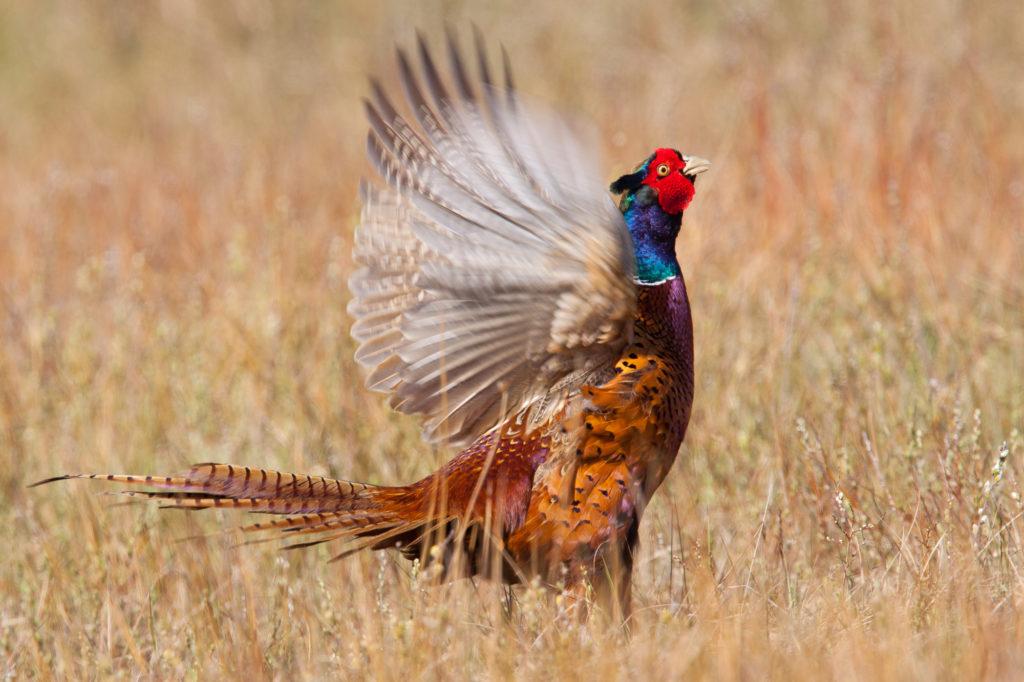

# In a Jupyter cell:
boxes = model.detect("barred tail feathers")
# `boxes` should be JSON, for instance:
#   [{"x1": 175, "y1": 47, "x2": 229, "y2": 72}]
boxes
[{"x1": 29, "y1": 463, "x2": 442, "y2": 559}]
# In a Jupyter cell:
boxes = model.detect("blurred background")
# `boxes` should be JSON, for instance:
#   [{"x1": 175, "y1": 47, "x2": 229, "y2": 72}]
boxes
[{"x1": 1, "y1": 1, "x2": 1022, "y2": 678}]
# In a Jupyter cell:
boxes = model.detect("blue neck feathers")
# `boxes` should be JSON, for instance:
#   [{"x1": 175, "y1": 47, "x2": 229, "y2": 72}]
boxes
[{"x1": 621, "y1": 189, "x2": 682, "y2": 285}]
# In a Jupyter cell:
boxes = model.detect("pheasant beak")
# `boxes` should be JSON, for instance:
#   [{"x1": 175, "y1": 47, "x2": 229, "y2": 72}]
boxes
[{"x1": 682, "y1": 155, "x2": 711, "y2": 181}]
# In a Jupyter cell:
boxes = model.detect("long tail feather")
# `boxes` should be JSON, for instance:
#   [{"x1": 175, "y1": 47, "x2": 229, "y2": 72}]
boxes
[
  {"x1": 113, "y1": 490, "x2": 372, "y2": 515},
  {"x1": 30, "y1": 462, "x2": 434, "y2": 560},
  {"x1": 31, "y1": 463, "x2": 374, "y2": 501}
]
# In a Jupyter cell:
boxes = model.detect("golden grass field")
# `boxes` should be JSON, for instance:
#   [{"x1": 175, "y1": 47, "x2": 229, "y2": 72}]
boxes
[{"x1": 2, "y1": 1, "x2": 1023, "y2": 678}]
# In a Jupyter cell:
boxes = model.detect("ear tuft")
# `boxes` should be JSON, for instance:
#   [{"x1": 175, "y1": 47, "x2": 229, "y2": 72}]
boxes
[
  {"x1": 609, "y1": 170, "x2": 645, "y2": 195},
  {"x1": 609, "y1": 153, "x2": 655, "y2": 195}
]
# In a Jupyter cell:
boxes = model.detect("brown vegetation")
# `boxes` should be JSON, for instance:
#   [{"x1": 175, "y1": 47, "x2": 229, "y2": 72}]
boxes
[{"x1": 1, "y1": 1, "x2": 1023, "y2": 678}]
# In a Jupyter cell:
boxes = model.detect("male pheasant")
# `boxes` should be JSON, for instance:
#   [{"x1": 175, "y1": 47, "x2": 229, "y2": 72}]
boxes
[{"x1": 33, "y1": 32, "x2": 709, "y2": 619}]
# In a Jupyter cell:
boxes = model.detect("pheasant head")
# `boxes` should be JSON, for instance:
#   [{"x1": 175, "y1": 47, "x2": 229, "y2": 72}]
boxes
[{"x1": 610, "y1": 148, "x2": 710, "y2": 284}]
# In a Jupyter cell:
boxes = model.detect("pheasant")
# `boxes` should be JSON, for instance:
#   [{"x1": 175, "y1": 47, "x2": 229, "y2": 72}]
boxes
[{"x1": 33, "y1": 32, "x2": 709, "y2": 619}]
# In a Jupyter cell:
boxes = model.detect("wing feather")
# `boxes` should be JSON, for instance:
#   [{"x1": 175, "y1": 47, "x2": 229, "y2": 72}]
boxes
[{"x1": 349, "y1": 33, "x2": 635, "y2": 446}]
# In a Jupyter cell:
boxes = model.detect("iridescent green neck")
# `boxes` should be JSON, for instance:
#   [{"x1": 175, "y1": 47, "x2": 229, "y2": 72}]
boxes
[{"x1": 622, "y1": 191, "x2": 682, "y2": 285}]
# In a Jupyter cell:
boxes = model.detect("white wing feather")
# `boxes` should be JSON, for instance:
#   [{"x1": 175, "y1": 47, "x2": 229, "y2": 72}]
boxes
[{"x1": 348, "y1": 32, "x2": 635, "y2": 446}]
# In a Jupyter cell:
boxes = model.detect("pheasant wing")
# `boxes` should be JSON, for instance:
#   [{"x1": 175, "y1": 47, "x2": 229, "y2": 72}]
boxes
[{"x1": 349, "y1": 32, "x2": 635, "y2": 446}]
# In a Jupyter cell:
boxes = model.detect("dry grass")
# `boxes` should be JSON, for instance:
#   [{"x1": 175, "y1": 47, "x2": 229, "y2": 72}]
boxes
[{"x1": 2, "y1": 1, "x2": 1023, "y2": 679}]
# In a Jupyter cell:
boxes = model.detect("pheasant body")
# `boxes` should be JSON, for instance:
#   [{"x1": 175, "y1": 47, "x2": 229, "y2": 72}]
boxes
[
  {"x1": 33, "y1": 33, "x2": 708, "y2": 620},
  {"x1": 505, "y1": 273, "x2": 694, "y2": 599}
]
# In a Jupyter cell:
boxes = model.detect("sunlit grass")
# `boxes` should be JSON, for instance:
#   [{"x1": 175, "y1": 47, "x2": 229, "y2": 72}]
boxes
[{"x1": 1, "y1": 1, "x2": 1023, "y2": 678}]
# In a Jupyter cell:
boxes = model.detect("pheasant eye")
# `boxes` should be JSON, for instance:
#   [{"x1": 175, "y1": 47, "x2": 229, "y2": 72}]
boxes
[{"x1": 656, "y1": 163, "x2": 671, "y2": 178}]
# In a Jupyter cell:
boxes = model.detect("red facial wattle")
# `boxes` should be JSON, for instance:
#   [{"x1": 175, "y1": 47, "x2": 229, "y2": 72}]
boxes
[{"x1": 641, "y1": 148, "x2": 696, "y2": 215}]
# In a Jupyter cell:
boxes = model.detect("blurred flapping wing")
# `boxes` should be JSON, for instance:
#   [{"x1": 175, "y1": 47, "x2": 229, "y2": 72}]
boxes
[{"x1": 348, "y1": 32, "x2": 636, "y2": 446}]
